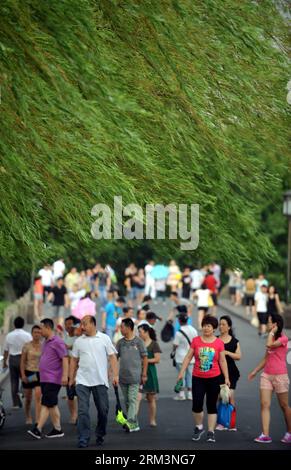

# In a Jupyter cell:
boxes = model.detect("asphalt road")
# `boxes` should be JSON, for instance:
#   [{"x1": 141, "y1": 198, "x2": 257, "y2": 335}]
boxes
[{"x1": 0, "y1": 300, "x2": 291, "y2": 450}]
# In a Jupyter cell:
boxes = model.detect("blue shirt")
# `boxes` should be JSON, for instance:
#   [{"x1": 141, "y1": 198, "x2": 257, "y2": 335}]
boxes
[{"x1": 105, "y1": 302, "x2": 122, "y2": 328}]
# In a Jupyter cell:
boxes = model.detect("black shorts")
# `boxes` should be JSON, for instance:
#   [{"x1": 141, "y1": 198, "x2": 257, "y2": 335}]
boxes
[
  {"x1": 219, "y1": 374, "x2": 239, "y2": 390},
  {"x1": 230, "y1": 376, "x2": 239, "y2": 390},
  {"x1": 257, "y1": 312, "x2": 268, "y2": 325},
  {"x1": 245, "y1": 295, "x2": 255, "y2": 306},
  {"x1": 229, "y1": 287, "x2": 236, "y2": 296},
  {"x1": 40, "y1": 382, "x2": 61, "y2": 408},
  {"x1": 66, "y1": 384, "x2": 77, "y2": 400},
  {"x1": 22, "y1": 371, "x2": 40, "y2": 389},
  {"x1": 198, "y1": 307, "x2": 208, "y2": 312}
]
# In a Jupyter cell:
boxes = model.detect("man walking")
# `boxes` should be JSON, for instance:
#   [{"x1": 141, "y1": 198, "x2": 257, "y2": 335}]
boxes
[
  {"x1": 3, "y1": 317, "x2": 32, "y2": 409},
  {"x1": 69, "y1": 315, "x2": 118, "y2": 448},
  {"x1": 116, "y1": 318, "x2": 148, "y2": 432},
  {"x1": 28, "y1": 318, "x2": 68, "y2": 439}
]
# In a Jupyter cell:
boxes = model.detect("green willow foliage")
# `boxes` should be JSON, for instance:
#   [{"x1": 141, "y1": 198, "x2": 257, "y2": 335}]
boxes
[{"x1": 0, "y1": 0, "x2": 289, "y2": 280}]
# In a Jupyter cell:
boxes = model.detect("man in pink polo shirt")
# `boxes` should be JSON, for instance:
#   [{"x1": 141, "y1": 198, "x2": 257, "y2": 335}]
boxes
[{"x1": 28, "y1": 318, "x2": 68, "y2": 440}]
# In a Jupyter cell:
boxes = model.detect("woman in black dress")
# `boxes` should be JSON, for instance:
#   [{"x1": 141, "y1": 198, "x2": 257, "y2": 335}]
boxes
[
  {"x1": 267, "y1": 285, "x2": 283, "y2": 315},
  {"x1": 217, "y1": 315, "x2": 241, "y2": 431}
]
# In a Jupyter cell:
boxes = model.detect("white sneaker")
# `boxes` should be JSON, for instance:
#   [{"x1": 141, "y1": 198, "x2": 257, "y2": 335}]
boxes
[
  {"x1": 187, "y1": 391, "x2": 192, "y2": 400},
  {"x1": 173, "y1": 392, "x2": 186, "y2": 401}
]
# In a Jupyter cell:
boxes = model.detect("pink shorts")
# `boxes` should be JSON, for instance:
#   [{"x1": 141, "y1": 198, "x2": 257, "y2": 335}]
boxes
[{"x1": 260, "y1": 372, "x2": 289, "y2": 394}]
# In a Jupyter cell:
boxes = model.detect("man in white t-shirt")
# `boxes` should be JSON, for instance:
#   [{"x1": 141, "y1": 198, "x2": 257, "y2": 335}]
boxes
[
  {"x1": 3, "y1": 316, "x2": 32, "y2": 408},
  {"x1": 144, "y1": 261, "x2": 156, "y2": 299},
  {"x1": 38, "y1": 265, "x2": 54, "y2": 300},
  {"x1": 53, "y1": 259, "x2": 66, "y2": 282},
  {"x1": 172, "y1": 313, "x2": 198, "y2": 401},
  {"x1": 190, "y1": 268, "x2": 204, "y2": 293},
  {"x1": 69, "y1": 315, "x2": 118, "y2": 448},
  {"x1": 255, "y1": 284, "x2": 268, "y2": 336}
]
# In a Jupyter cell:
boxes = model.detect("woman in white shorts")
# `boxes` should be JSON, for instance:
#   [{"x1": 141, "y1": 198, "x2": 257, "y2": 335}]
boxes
[{"x1": 248, "y1": 313, "x2": 291, "y2": 444}]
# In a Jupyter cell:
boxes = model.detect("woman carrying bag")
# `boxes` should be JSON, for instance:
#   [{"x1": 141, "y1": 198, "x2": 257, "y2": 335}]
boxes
[{"x1": 177, "y1": 315, "x2": 230, "y2": 443}]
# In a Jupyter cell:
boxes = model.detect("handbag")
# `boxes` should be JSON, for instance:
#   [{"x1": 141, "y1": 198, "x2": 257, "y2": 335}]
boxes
[
  {"x1": 161, "y1": 321, "x2": 174, "y2": 342},
  {"x1": 217, "y1": 401, "x2": 234, "y2": 428},
  {"x1": 208, "y1": 294, "x2": 214, "y2": 308},
  {"x1": 250, "y1": 316, "x2": 259, "y2": 328},
  {"x1": 229, "y1": 406, "x2": 237, "y2": 430}
]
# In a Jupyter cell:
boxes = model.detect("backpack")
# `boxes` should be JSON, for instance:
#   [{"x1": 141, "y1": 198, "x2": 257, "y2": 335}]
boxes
[{"x1": 161, "y1": 321, "x2": 174, "y2": 342}]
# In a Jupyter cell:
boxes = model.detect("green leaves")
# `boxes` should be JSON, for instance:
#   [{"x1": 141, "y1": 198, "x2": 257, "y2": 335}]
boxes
[{"x1": 0, "y1": 0, "x2": 289, "y2": 283}]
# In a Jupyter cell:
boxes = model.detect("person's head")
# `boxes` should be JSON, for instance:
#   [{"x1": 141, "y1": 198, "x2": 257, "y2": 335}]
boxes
[
  {"x1": 121, "y1": 318, "x2": 135, "y2": 338},
  {"x1": 137, "y1": 309, "x2": 146, "y2": 321},
  {"x1": 258, "y1": 273, "x2": 265, "y2": 280},
  {"x1": 201, "y1": 315, "x2": 218, "y2": 336},
  {"x1": 14, "y1": 316, "x2": 24, "y2": 329},
  {"x1": 170, "y1": 260, "x2": 176, "y2": 266},
  {"x1": 261, "y1": 284, "x2": 268, "y2": 294},
  {"x1": 123, "y1": 307, "x2": 134, "y2": 318},
  {"x1": 56, "y1": 277, "x2": 64, "y2": 287},
  {"x1": 176, "y1": 305, "x2": 187, "y2": 315},
  {"x1": 72, "y1": 283, "x2": 79, "y2": 293},
  {"x1": 219, "y1": 316, "x2": 234, "y2": 336},
  {"x1": 268, "y1": 285, "x2": 277, "y2": 295},
  {"x1": 268, "y1": 313, "x2": 283, "y2": 340},
  {"x1": 146, "y1": 311, "x2": 161, "y2": 326},
  {"x1": 170, "y1": 292, "x2": 179, "y2": 302},
  {"x1": 31, "y1": 325, "x2": 41, "y2": 341},
  {"x1": 248, "y1": 274, "x2": 254, "y2": 279},
  {"x1": 34, "y1": 275, "x2": 41, "y2": 282},
  {"x1": 81, "y1": 315, "x2": 96, "y2": 336},
  {"x1": 178, "y1": 313, "x2": 188, "y2": 325},
  {"x1": 40, "y1": 318, "x2": 54, "y2": 338},
  {"x1": 70, "y1": 267, "x2": 77, "y2": 274},
  {"x1": 142, "y1": 295, "x2": 152, "y2": 303},
  {"x1": 183, "y1": 266, "x2": 191, "y2": 274},
  {"x1": 65, "y1": 316, "x2": 77, "y2": 335},
  {"x1": 138, "y1": 323, "x2": 157, "y2": 342},
  {"x1": 116, "y1": 296, "x2": 126, "y2": 307}
]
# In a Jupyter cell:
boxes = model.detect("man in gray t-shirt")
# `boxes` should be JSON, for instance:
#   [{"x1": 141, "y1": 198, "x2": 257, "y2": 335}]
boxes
[{"x1": 116, "y1": 318, "x2": 148, "y2": 431}]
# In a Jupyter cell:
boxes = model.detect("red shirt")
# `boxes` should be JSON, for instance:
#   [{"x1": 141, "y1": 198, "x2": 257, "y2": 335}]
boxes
[
  {"x1": 203, "y1": 275, "x2": 217, "y2": 294},
  {"x1": 191, "y1": 336, "x2": 224, "y2": 378}
]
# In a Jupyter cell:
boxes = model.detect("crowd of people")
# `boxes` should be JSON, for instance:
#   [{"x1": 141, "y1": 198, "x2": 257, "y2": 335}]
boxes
[{"x1": 1, "y1": 259, "x2": 291, "y2": 447}]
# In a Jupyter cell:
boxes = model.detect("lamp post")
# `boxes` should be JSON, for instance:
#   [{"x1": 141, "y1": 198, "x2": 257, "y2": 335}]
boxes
[{"x1": 283, "y1": 190, "x2": 291, "y2": 305}]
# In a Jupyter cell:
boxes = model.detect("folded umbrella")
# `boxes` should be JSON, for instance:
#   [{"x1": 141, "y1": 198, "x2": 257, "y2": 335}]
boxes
[{"x1": 114, "y1": 385, "x2": 127, "y2": 426}]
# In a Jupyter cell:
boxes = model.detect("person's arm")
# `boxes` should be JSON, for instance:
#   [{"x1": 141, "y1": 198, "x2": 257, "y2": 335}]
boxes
[
  {"x1": 64, "y1": 293, "x2": 70, "y2": 309},
  {"x1": 69, "y1": 357, "x2": 79, "y2": 386},
  {"x1": 141, "y1": 355, "x2": 148, "y2": 384},
  {"x1": 148, "y1": 352, "x2": 160, "y2": 364},
  {"x1": 20, "y1": 347, "x2": 28, "y2": 383},
  {"x1": 108, "y1": 354, "x2": 119, "y2": 386},
  {"x1": 275, "y1": 294, "x2": 283, "y2": 314},
  {"x1": 219, "y1": 351, "x2": 230, "y2": 387},
  {"x1": 225, "y1": 342, "x2": 242, "y2": 361},
  {"x1": 266, "y1": 328, "x2": 285, "y2": 350},
  {"x1": 62, "y1": 356, "x2": 69, "y2": 386},
  {"x1": 101, "y1": 310, "x2": 107, "y2": 332},
  {"x1": 248, "y1": 353, "x2": 267, "y2": 380},
  {"x1": 177, "y1": 348, "x2": 194, "y2": 381},
  {"x1": 47, "y1": 291, "x2": 54, "y2": 302},
  {"x1": 3, "y1": 350, "x2": 8, "y2": 369}
]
